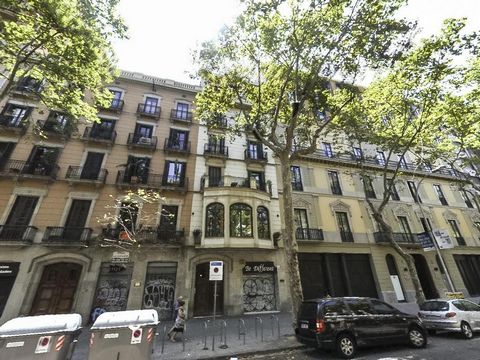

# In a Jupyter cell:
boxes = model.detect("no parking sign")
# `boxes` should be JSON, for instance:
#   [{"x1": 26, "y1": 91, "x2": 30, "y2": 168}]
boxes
[{"x1": 209, "y1": 261, "x2": 223, "y2": 281}]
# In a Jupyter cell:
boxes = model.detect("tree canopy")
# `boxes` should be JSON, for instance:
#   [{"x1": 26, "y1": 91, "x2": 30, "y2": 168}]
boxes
[{"x1": 0, "y1": 0, "x2": 127, "y2": 122}]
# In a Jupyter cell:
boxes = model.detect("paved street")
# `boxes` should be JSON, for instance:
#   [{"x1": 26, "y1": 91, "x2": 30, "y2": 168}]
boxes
[{"x1": 240, "y1": 332, "x2": 480, "y2": 360}]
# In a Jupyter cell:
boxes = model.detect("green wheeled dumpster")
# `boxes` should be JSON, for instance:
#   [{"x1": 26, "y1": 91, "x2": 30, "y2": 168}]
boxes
[
  {"x1": 0, "y1": 313, "x2": 82, "y2": 360},
  {"x1": 88, "y1": 309, "x2": 158, "y2": 360}
]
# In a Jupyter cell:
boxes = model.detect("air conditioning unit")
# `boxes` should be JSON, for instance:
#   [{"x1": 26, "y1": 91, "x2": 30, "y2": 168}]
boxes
[{"x1": 138, "y1": 137, "x2": 152, "y2": 144}]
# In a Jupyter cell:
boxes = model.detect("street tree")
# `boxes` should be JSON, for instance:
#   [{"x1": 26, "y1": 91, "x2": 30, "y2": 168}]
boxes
[
  {"x1": 0, "y1": 0, "x2": 127, "y2": 123},
  {"x1": 98, "y1": 189, "x2": 166, "y2": 250},
  {"x1": 194, "y1": 0, "x2": 414, "y2": 319},
  {"x1": 331, "y1": 19, "x2": 480, "y2": 304}
]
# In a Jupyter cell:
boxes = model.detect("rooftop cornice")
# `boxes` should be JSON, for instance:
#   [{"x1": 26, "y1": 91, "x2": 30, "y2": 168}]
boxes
[{"x1": 119, "y1": 70, "x2": 202, "y2": 93}]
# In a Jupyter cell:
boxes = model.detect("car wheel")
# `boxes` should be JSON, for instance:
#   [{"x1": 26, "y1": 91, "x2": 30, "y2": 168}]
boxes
[
  {"x1": 336, "y1": 333, "x2": 356, "y2": 359},
  {"x1": 408, "y1": 326, "x2": 426, "y2": 348},
  {"x1": 461, "y1": 322, "x2": 473, "y2": 339}
]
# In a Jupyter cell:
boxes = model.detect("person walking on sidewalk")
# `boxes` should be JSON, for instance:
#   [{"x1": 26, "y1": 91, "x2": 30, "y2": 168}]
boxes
[
  {"x1": 172, "y1": 295, "x2": 184, "y2": 320},
  {"x1": 169, "y1": 300, "x2": 186, "y2": 342}
]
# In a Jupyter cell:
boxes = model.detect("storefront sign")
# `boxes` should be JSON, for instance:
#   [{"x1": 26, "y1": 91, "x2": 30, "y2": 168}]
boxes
[
  {"x1": 111, "y1": 251, "x2": 130, "y2": 264},
  {"x1": 243, "y1": 262, "x2": 276, "y2": 274},
  {"x1": 109, "y1": 264, "x2": 126, "y2": 273},
  {"x1": 432, "y1": 229, "x2": 454, "y2": 249},
  {"x1": 0, "y1": 263, "x2": 19, "y2": 276},
  {"x1": 418, "y1": 232, "x2": 434, "y2": 251}
]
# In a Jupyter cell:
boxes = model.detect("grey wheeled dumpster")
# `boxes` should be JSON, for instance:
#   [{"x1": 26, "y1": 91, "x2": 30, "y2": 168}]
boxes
[
  {"x1": 88, "y1": 309, "x2": 158, "y2": 360},
  {"x1": 0, "y1": 313, "x2": 82, "y2": 360}
]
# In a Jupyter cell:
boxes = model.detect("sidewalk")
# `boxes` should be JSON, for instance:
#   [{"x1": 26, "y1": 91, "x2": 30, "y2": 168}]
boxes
[{"x1": 72, "y1": 312, "x2": 304, "y2": 360}]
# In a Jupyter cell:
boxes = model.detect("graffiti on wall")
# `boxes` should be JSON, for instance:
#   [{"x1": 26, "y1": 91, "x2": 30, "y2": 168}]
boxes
[
  {"x1": 93, "y1": 279, "x2": 129, "y2": 311},
  {"x1": 143, "y1": 277, "x2": 175, "y2": 320},
  {"x1": 243, "y1": 276, "x2": 276, "y2": 312}
]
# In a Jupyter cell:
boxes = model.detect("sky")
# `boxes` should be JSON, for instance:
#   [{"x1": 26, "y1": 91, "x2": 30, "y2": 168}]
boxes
[{"x1": 113, "y1": 0, "x2": 480, "y2": 85}]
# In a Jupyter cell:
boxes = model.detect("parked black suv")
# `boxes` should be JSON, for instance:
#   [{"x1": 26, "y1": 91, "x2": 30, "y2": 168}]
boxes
[{"x1": 295, "y1": 297, "x2": 427, "y2": 359}]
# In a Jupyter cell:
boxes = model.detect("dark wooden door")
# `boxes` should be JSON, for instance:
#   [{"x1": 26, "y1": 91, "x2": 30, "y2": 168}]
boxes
[
  {"x1": 412, "y1": 254, "x2": 439, "y2": 300},
  {"x1": 0, "y1": 142, "x2": 15, "y2": 170},
  {"x1": 63, "y1": 200, "x2": 91, "y2": 240},
  {"x1": 194, "y1": 262, "x2": 223, "y2": 316},
  {"x1": 30, "y1": 263, "x2": 82, "y2": 315},
  {"x1": 81, "y1": 152, "x2": 104, "y2": 179}
]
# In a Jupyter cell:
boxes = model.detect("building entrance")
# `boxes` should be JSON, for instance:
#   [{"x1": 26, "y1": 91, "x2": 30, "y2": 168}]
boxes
[
  {"x1": 412, "y1": 254, "x2": 439, "y2": 299},
  {"x1": 193, "y1": 262, "x2": 224, "y2": 316}
]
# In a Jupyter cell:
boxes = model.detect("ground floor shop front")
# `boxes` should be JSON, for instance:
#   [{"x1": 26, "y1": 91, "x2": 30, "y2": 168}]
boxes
[
  {"x1": 297, "y1": 243, "x2": 480, "y2": 304},
  {"x1": 0, "y1": 246, "x2": 291, "y2": 325}
]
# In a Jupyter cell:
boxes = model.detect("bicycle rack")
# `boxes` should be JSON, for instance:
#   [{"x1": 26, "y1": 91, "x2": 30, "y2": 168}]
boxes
[
  {"x1": 219, "y1": 320, "x2": 228, "y2": 349},
  {"x1": 202, "y1": 320, "x2": 209, "y2": 350},
  {"x1": 238, "y1": 319, "x2": 246, "y2": 345},
  {"x1": 270, "y1": 314, "x2": 280, "y2": 339},
  {"x1": 255, "y1": 316, "x2": 264, "y2": 342}
]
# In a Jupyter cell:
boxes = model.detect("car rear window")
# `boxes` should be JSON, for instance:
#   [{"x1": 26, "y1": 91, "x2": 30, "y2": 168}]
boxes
[
  {"x1": 419, "y1": 301, "x2": 449, "y2": 311},
  {"x1": 299, "y1": 302, "x2": 318, "y2": 319}
]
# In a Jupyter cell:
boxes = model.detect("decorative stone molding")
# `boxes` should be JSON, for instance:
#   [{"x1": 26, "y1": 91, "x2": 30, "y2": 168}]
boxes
[{"x1": 329, "y1": 200, "x2": 352, "y2": 217}]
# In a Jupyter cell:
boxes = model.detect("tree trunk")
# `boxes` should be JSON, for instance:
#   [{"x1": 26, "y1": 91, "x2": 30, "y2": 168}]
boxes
[
  {"x1": 372, "y1": 212, "x2": 426, "y2": 304},
  {"x1": 279, "y1": 154, "x2": 304, "y2": 325}
]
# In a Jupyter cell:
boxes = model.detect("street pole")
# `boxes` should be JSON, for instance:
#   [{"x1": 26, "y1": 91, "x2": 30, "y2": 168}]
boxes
[{"x1": 212, "y1": 280, "x2": 217, "y2": 351}]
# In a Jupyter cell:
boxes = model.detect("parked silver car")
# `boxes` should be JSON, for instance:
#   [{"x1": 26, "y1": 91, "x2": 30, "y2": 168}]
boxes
[{"x1": 418, "y1": 299, "x2": 480, "y2": 339}]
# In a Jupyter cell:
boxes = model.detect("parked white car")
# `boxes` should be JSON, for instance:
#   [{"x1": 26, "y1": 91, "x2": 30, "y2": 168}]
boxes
[{"x1": 418, "y1": 299, "x2": 480, "y2": 339}]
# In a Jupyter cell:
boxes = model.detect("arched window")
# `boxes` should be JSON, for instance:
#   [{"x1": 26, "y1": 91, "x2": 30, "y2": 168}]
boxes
[
  {"x1": 205, "y1": 203, "x2": 224, "y2": 237},
  {"x1": 230, "y1": 203, "x2": 252, "y2": 237},
  {"x1": 257, "y1": 206, "x2": 270, "y2": 239}
]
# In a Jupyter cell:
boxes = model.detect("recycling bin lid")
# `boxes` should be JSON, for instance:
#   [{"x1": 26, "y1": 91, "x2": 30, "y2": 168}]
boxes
[
  {"x1": 0, "y1": 314, "x2": 82, "y2": 338},
  {"x1": 91, "y1": 309, "x2": 158, "y2": 330}
]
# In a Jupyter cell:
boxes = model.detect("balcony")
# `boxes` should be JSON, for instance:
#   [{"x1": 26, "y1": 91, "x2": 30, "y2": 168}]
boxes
[
  {"x1": 12, "y1": 78, "x2": 43, "y2": 97},
  {"x1": 36, "y1": 119, "x2": 72, "y2": 139},
  {"x1": 204, "y1": 143, "x2": 228, "y2": 158},
  {"x1": 160, "y1": 174, "x2": 188, "y2": 192},
  {"x1": 65, "y1": 166, "x2": 108, "y2": 185},
  {"x1": 296, "y1": 228, "x2": 324, "y2": 241},
  {"x1": 102, "y1": 227, "x2": 183, "y2": 246},
  {"x1": 164, "y1": 139, "x2": 190, "y2": 154},
  {"x1": 307, "y1": 149, "x2": 458, "y2": 179},
  {"x1": 0, "y1": 225, "x2": 37, "y2": 244},
  {"x1": 209, "y1": 116, "x2": 228, "y2": 128},
  {"x1": 0, "y1": 159, "x2": 59, "y2": 180},
  {"x1": 42, "y1": 227, "x2": 92, "y2": 246},
  {"x1": 99, "y1": 98, "x2": 124, "y2": 112},
  {"x1": 127, "y1": 133, "x2": 158, "y2": 150},
  {"x1": 244, "y1": 149, "x2": 268, "y2": 163},
  {"x1": 82, "y1": 127, "x2": 116, "y2": 145},
  {"x1": 137, "y1": 103, "x2": 161, "y2": 119},
  {"x1": 0, "y1": 115, "x2": 29, "y2": 135},
  {"x1": 170, "y1": 109, "x2": 192, "y2": 125},
  {"x1": 374, "y1": 231, "x2": 420, "y2": 245},
  {"x1": 116, "y1": 170, "x2": 163, "y2": 189},
  {"x1": 201, "y1": 175, "x2": 272, "y2": 196}
]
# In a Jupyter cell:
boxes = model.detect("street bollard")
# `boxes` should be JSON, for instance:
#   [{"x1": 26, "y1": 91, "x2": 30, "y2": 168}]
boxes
[
  {"x1": 255, "y1": 317, "x2": 264, "y2": 342},
  {"x1": 182, "y1": 324, "x2": 186, "y2": 352},
  {"x1": 202, "y1": 320, "x2": 209, "y2": 350},
  {"x1": 238, "y1": 319, "x2": 246, "y2": 345},
  {"x1": 270, "y1": 314, "x2": 280, "y2": 339},
  {"x1": 161, "y1": 324, "x2": 167, "y2": 354},
  {"x1": 219, "y1": 320, "x2": 228, "y2": 349}
]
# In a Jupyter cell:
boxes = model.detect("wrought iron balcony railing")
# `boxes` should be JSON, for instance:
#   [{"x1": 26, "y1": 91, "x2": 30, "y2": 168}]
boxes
[
  {"x1": 43, "y1": 227, "x2": 92, "y2": 245},
  {"x1": 296, "y1": 228, "x2": 324, "y2": 241},
  {"x1": 0, "y1": 159, "x2": 59, "y2": 179},
  {"x1": 200, "y1": 175, "x2": 272, "y2": 195},
  {"x1": 83, "y1": 126, "x2": 116, "y2": 144},
  {"x1": 0, "y1": 225, "x2": 37, "y2": 243},
  {"x1": 116, "y1": 170, "x2": 163, "y2": 189},
  {"x1": 102, "y1": 227, "x2": 183, "y2": 245},
  {"x1": 66, "y1": 166, "x2": 108, "y2": 183},
  {"x1": 244, "y1": 149, "x2": 268, "y2": 162},
  {"x1": 36, "y1": 119, "x2": 72, "y2": 138},
  {"x1": 160, "y1": 174, "x2": 188, "y2": 191},
  {"x1": 170, "y1": 109, "x2": 192, "y2": 124},
  {"x1": 374, "y1": 231, "x2": 419, "y2": 245},
  {"x1": 164, "y1": 138, "x2": 190, "y2": 153},
  {"x1": 127, "y1": 133, "x2": 158, "y2": 149},
  {"x1": 100, "y1": 98, "x2": 124, "y2": 112},
  {"x1": 0, "y1": 115, "x2": 29, "y2": 134},
  {"x1": 137, "y1": 103, "x2": 161, "y2": 119},
  {"x1": 204, "y1": 143, "x2": 228, "y2": 157}
]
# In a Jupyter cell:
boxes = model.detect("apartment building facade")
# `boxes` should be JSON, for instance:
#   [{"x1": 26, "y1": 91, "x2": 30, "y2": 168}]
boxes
[
  {"x1": 286, "y1": 140, "x2": 480, "y2": 304},
  {"x1": 0, "y1": 71, "x2": 202, "y2": 324}
]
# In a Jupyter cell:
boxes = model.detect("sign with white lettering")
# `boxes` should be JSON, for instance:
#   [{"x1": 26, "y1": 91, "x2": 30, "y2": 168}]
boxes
[
  {"x1": 111, "y1": 251, "x2": 130, "y2": 264},
  {"x1": 432, "y1": 229, "x2": 454, "y2": 249},
  {"x1": 243, "y1": 262, "x2": 276, "y2": 274},
  {"x1": 0, "y1": 263, "x2": 19, "y2": 277}
]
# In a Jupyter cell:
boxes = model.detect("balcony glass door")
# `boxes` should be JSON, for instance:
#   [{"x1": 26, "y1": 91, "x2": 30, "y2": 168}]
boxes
[
  {"x1": 81, "y1": 152, "x2": 104, "y2": 180},
  {"x1": 63, "y1": 200, "x2": 91, "y2": 241},
  {"x1": 0, "y1": 196, "x2": 38, "y2": 240},
  {"x1": 164, "y1": 161, "x2": 186, "y2": 186},
  {"x1": 124, "y1": 156, "x2": 150, "y2": 184}
]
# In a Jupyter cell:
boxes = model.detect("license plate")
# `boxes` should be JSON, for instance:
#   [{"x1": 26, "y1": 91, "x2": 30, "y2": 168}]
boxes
[{"x1": 301, "y1": 323, "x2": 308, "y2": 329}]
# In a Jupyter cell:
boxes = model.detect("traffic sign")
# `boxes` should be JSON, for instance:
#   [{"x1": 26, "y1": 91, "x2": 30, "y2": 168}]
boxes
[{"x1": 209, "y1": 261, "x2": 223, "y2": 281}]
